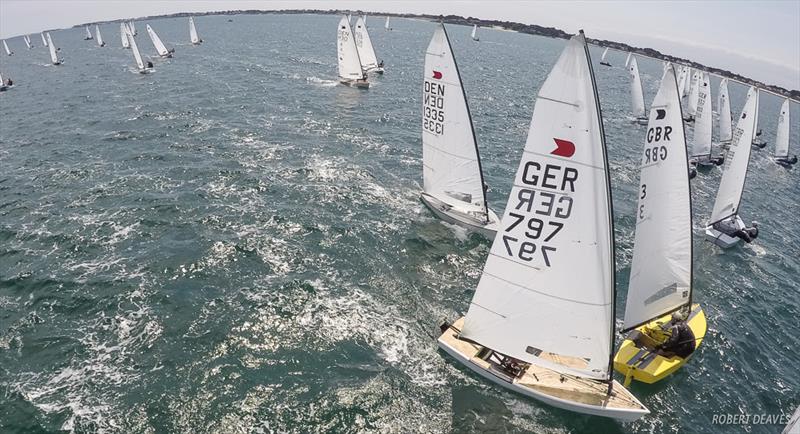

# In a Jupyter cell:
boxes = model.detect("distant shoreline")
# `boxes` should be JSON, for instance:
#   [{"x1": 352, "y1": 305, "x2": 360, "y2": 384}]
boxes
[{"x1": 36, "y1": 8, "x2": 799, "y2": 100}]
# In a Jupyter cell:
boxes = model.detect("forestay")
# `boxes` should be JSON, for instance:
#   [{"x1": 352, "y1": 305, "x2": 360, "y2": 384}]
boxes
[
  {"x1": 629, "y1": 56, "x2": 646, "y2": 118},
  {"x1": 46, "y1": 33, "x2": 58, "y2": 64},
  {"x1": 336, "y1": 16, "x2": 364, "y2": 80},
  {"x1": 146, "y1": 24, "x2": 169, "y2": 56},
  {"x1": 623, "y1": 64, "x2": 693, "y2": 330},
  {"x1": 422, "y1": 24, "x2": 487, "y2": 220},
  {"x1": 461, "y1": 32, "x2": 615, "y2": 381},
  {"x1": 120, "y1": 23, "x2": 130, "y2": 48},
  {"x1": 709, "y1": 87, "x2": 759, "y2": 224},
  {"x1": 691, "y1": 72, "x2": 713, "y2": 158},
  {"x1": 189, "y1": 17, "x2": 200, "y2": 44},
  {"x1": 775, "y1": 98, "x2": 790, "y2": 158},
  {"x1": 718, "y1": 78, "x2": 732, "y2": 143},
  {"x1": 353, "y1": 17, "x2": 378, "y2": 70}
]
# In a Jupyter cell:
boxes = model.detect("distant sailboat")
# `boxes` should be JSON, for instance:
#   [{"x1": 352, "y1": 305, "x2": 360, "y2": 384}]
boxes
[
  {"x1": 353, "y1": 16, "x2": 382, "y2": 74},
  {"x1": 84, "y1": 25, "x2": 93, "y2": 40},
  {"x1": 2, "y1": 40, "x2": 12, "y2": 56},
  {"x1": 120, "y1": 22, "x2": 130, "y2": 49},
  {"x1": 0, "y1": 70, "x2": 12, "y2": 91},
  {"x1": 189, "y1": 17, "x2": 202, "y2": 45},
  {"x1": 689, "y1": 72, "x2": 724, "y2": 172},
  {"x1": 127, "y1": 26, "x2": 151, "y2": 74},
  {"x1": 96, "y1": 25, "x2": 105, "y2": 47},
  {"x1": 146, "y1": 24, "x2": 173, "y2": 58},
  {"x1": 677, "y1": 66, "x2": 688, "y2": 98},
  {"x1": 704, "y1": 87, "x2": 760, "y2": 249},
  {"x1": 129, "y1": 21, "x2": 137, "y2": 36},
  {"x1": 614, "y1": 63, "x2": 706, "y2": 386},
  {"x1": 471, "y1": 24, "x2": 479, "y2": 42},
  {"x1": 421, "y1": 24, "x2": 500, "y2": 237},
  {"x1": 685, "y1": 70, "x2": 700, "y2": 122},
  {"x1": 46, "y1": 33, "x2": 60, "y2": 65},
  {"x1": 628, "y1": 56, "x2": 647, "y2": 124},
  {"x1": 23, "y1": 35, "x2": 33, "y2": 49},
  {"x1": 41, "y1": 32, "x2": 48, "y2": 47},
  {"x1": 336, "y1": 16, "x2": 368, "y2": 88},
  {"x1": 600, "y1": 47, "x2": 611, "y2": 66},
  {"x1": 624, "y1": 51, "x2": 631, "y2": 67},
  {"x1": 774, "y1": 98, "x2": 798, "y2": 166},
  {"x1": 718, "y1": 78, "x2": 732, "y2": 146},
  {"x1": 437, "y1": 30, "x2": 649, "y2": 422},
  {"x1": 384, "y1": 16, "x2": 391, "y2": 31},
  {"x1": 751, "y1": 93, "x2": 767, "y2": 148}
]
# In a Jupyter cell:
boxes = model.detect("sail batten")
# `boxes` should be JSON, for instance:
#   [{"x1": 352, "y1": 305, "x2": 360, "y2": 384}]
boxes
[{"x1": 461, "y1": 32, "x2": 615, "y2": 381}]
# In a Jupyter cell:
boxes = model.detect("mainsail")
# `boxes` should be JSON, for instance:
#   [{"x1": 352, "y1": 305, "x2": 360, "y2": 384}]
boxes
[
  {"x1": 718, "y1": 78, "x2": 732, "y2": 143},
  {"x1": 775, "y1": 98, "x2": 791, "y2": 159},
  {"x1": 691, "y1": 72, "x2": 713, "y2": 158},
  {"x1": 127, "y1": 27, "x2": 146, "y2": 71},
  {"x1": 24, "y1": 35, "x2": 32, "y2": 49},
  {"x1": 46, "y1": 33, "x2": 58, "y2": 64},
  {"x1": 120, "y1": 23, "x2": 130, "y2": 48},
  {"x1": 96, "y1": 25, "x2": 104, "y2": 46},
  {"x1": 623, "y1": 64, "x2": 693, "y2": 330},
  {"x1": 384, "y1": 16, "x2": 390, "y2": 30},
  {"x1": 624, "y1": 52, "x2": 632, "y2": 67},
  {"x1": 337, "y1": 16, "x2": 364, "y2": 81},
  {"x1": 709, "y1": 87, "x2": 759, "y2": 224},
  {"x1": 601, "y1": 47, "x2": 609, "y2": 62},
  {"x1": 2, "y1": 40, "x2": 10, "y2": 56},
  {"x1": 688, "y1": 71, "x2": 700, "y2": 116},
  {"x1": 471, "y1": 25, "x2": 478, "y2": 40},
  {"x1": 461, "y1": 31, "x2": 615, "y2": 381},
  {"x1": 353, "y1": 17, "x2": 378, "y2": 70},
  {"x1": 85, "y1": 26, "x2": 93, "y2": 40},
  {"x1": 146, "y1": 24, "x2": 170, "y2": 57},
  {"x1": 189, "y1": 17, "x2": 201, "y2": 44},
  {"x1": 422, "y1": 24, "x2": 488, "y2": 221},
  {"x1": 41, "y1": 32, "x2": 48, "y2": 47},
  {"x1": 628, "y1": 56, "x2": 646, "y2": 119}
]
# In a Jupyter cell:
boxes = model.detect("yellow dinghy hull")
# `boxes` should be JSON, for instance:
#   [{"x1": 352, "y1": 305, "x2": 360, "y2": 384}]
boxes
[{"x1": 613, "y1": 303, "x2": 706, "y2": 385}]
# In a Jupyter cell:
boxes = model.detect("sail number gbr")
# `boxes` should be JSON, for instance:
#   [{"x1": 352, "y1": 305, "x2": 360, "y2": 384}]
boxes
[
  {"x1": 423, "y1": 80, "x2": 445, "y2": 135},
  {"x1": 501, "y1": 162, "x2": 577, "y2": 267}
]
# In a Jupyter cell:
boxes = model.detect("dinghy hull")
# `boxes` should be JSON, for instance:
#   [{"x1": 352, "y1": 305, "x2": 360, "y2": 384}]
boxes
[
  {"x1": 420, "y1": 192, "x2": 499, "y2": 239},
  {"x1": 704, "y1": 215, "x2": 746, "y2": 249},
  {"x1": 600, "y1": 62, "x2": 611, "y2": 67},
  {"x1": 340, "y1": 79, "x2": 369, "y2": 89},
  {"x1": 614, "y1": 303, "x2": 706, "y2": 385},
  {"x1": 438, "y1": 318, "x2": 649, "y2": 422}
]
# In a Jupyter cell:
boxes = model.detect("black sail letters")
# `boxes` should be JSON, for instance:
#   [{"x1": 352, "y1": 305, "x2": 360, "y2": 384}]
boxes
[
  {"x1": 502, "y1": 160, "x2": 577, "y2": 267},
  {"x1": 423, "y1": 80, "x2": 445, "y2": 135}
]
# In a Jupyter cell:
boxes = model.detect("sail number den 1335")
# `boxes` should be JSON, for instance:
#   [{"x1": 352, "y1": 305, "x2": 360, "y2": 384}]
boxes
[
  {"x1": 501, "y1": 161, "x2": 577, "y2": 267},
  {"x1": 423, "y1": 80, "x2": 445, "y2": 135}
]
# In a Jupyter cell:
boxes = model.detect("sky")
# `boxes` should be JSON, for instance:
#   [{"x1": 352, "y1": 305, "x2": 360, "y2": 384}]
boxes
[{"x1": 1, "y1": 0, "x2": 798, "y2": 90}]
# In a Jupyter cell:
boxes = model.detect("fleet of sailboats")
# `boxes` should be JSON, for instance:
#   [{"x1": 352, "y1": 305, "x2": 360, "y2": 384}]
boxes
[{"x1": 420, "y1": 24, "x2": 500, "y2": 238}]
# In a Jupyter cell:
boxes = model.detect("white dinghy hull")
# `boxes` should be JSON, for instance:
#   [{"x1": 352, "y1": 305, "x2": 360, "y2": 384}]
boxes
[
  {"x1": 339, "y1": 78, "x2": 369, "y2": 88},
  {"x1": 420, "y1": 193, "x2": 500, "y2": 238},
  {"x1": 704, "y1": 215, "x2": 746, "y2": 249},
  {"x1": 438, "y1": 318, "x2": 649, "y2": 422}
]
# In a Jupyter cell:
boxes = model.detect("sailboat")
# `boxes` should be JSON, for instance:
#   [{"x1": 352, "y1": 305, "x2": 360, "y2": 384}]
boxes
[
  {"x1": 96, "y1": 25, "x2": 105, "y2": 47},
  {"x1": 189, "y1": 17, "x2": 203, "y2": 45},
  {"x1": 677, "y1": 66, "x2": 688, "y2": 98},
  {"x1": 774, "y1": 98, "x2": 798, "y2": 167},
  {"x1": 353, "y1": 16, "x2": 382, "y2": 74},
  {"x1": 685, "y1": 70, "x2": 700, "y2": 122},
  {"x1": 600, "y1": 47, "x2": 611, "y2": 66},
  {"x1": 23, "y1": 35, "x2": 33, "y2": 49},
  {"x1": 336, "y1": 16, "x2": 369, "y2": 88},
  {"x1": 421, "y1": 24, "x2": 500, "y2": 238},
  {"x1": 704, "y1": 87, "x2": 760, "y2": 249},
  {"x1": 84, "y1": 26, "x2": 93, "y2": 40},
  {"x1": 41, "y1": 32, "x2": 48, "y2": 47},
  {"x1": 751, "y1": 93, "x2": 767, "y2": 148},
  {"x1": 127, "y1": 26, "x2": 151, "y2": 74},
  {"x1": 471, "y1": 24, "x2": 479, "y2": 42},
  {"x1": 0, "y1": 70, "x2": 12, "y2": 91},
  {"x1": 613, "y1": 64, "x2": 707, "y2": 385},
  {"x1": 120, "y1": 22, "x2": 130, "y2": 49},
  {"x1": 628, "y1": 56, "x2": 647, "y2": 124},
  {"x1": 437, "y1": 30, "x2": 649, "y2": 422},
  {"x1": 46, "y1": 33, "x2": 61, "y2": 65},
  {"x1": 689, "y1": 72, "x2": 724, "y2": 172},
  {"x1": 2, "y1": 40, "x2": 12, "y2": 56},
  {"x1": 146, "y1": 24, "x2": 173, "y2": 58},
  {"x1": 718, "y1": 78, "x2": 732, "y2": 147},
  {"x1": 129, "y1": 21, "x2": 137, "y2": 36},
  {"x1": 384, "y1": 16, "x2": 392, "y2": 31},
  {"x1": 624, "y1": 51, "x2": 631, "y2": 67}
]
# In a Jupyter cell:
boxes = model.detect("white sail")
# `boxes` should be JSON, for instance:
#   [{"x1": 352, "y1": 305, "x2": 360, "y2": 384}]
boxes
[
  {"x1": 471, "y1": 24, "x2": 478, "y2": 40},
  {"x1": 85, "y1": 26, "x2": 93, "y2": 39},
  {"x1": 128, "y1": 29, "x2": 145, "y2": 71},
  {"x1": 624, "y1": 52, "x2": 631, "y2": 67},
  {"x1": 601, "y1": 47, "x2": 608, "y2": 62},
  {"x1": 461, "y1": 32, "x2": 615, "y2": 381},
  {"x1": 775, "y1": 98, "x2": 791, "y2": 158},
  {"x1": 623, "y1": 64, "x2": 693, "y2": 330},
  {"x1": 129, "y1": 21, "x2": 137, "y2": 35},
  {"x1": 628, "y1": 56, "x2": 646, "y2": 118},
  {"x1": 41, "y1": 32, "x2": 48, "y2": 47},
  {"x1": 718, "y1": 78, "x2": 732, "y2": 143},
  {"x1": 688, "y1": 71, "x2": 700, "y2": 115},
  {"x1": 423, "y1": 24, "x2": 488, "y2": 219},
  {"x1": 96, "y1": 25, "x2": 104, "y2": 46},
  {"x1": 146, "y1": 24, "x2": 170, "y2": 57},
  {"x1": 691, "y1": 72, "x2": 713, "y2": 158},
  {"x1": 677, "y1": 67, "x2": 687, "y2": 98},
  {"x1": 353, "y1": 17, "x2": 378, "y2": 70},
  {"x1": 2, "y1": 40, "x2": 10, "y2": 56},
  {"x1": 385, "y1": 16, "x2": 390, "y2": 30},
  {"x1": 46, "y1": 33, "x2": 58, "y2": 64},
  {"x1": 709, "y1": 87, "x2": 759, "y2": 224},
  {"x1": 683, "y1": 67, "x2": 692, "y2": 97},
  {"x1": 24, "y1": 35, "x2": 32, "y2": 49},
  {"x1": 337, "y1": 16, "x2": 364, "y2": 81},
  {"x1": 189, "y1": 17, "x2": 200, "y2": 44},
  {"x1": 120, "y1": 23, "x2": 130, "y2": 48}
]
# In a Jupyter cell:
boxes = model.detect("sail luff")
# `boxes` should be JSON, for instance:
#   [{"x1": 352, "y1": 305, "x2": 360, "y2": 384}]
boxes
[{"x1": 775, "y1": 99, "x2": 791, "y2": 158}]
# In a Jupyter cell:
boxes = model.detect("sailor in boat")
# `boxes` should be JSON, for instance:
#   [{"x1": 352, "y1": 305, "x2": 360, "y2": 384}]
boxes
[
  {"x1": 713, "y1": 219, "x2": 759, "y2": 243},
  {"x1": 752, "y1": 129, "x2": 767, "y2": 148},
  {"x1": 776, "y1": 155, "x2": 798, "y2": 166},
  {"x1": 146, "y1": 61, "x2": 154, "y2": 69},
  {"x1": 652, "y1": 312, "x2": 696, "y2": 358},
  {"x1": 6, "y1": 77, "x2": 12, "y2": 86}
]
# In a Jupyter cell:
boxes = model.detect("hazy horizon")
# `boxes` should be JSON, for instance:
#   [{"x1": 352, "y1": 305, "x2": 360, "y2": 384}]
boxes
[{"x1": 1, "y1": 0, "x2": 798, "y2": 91}]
